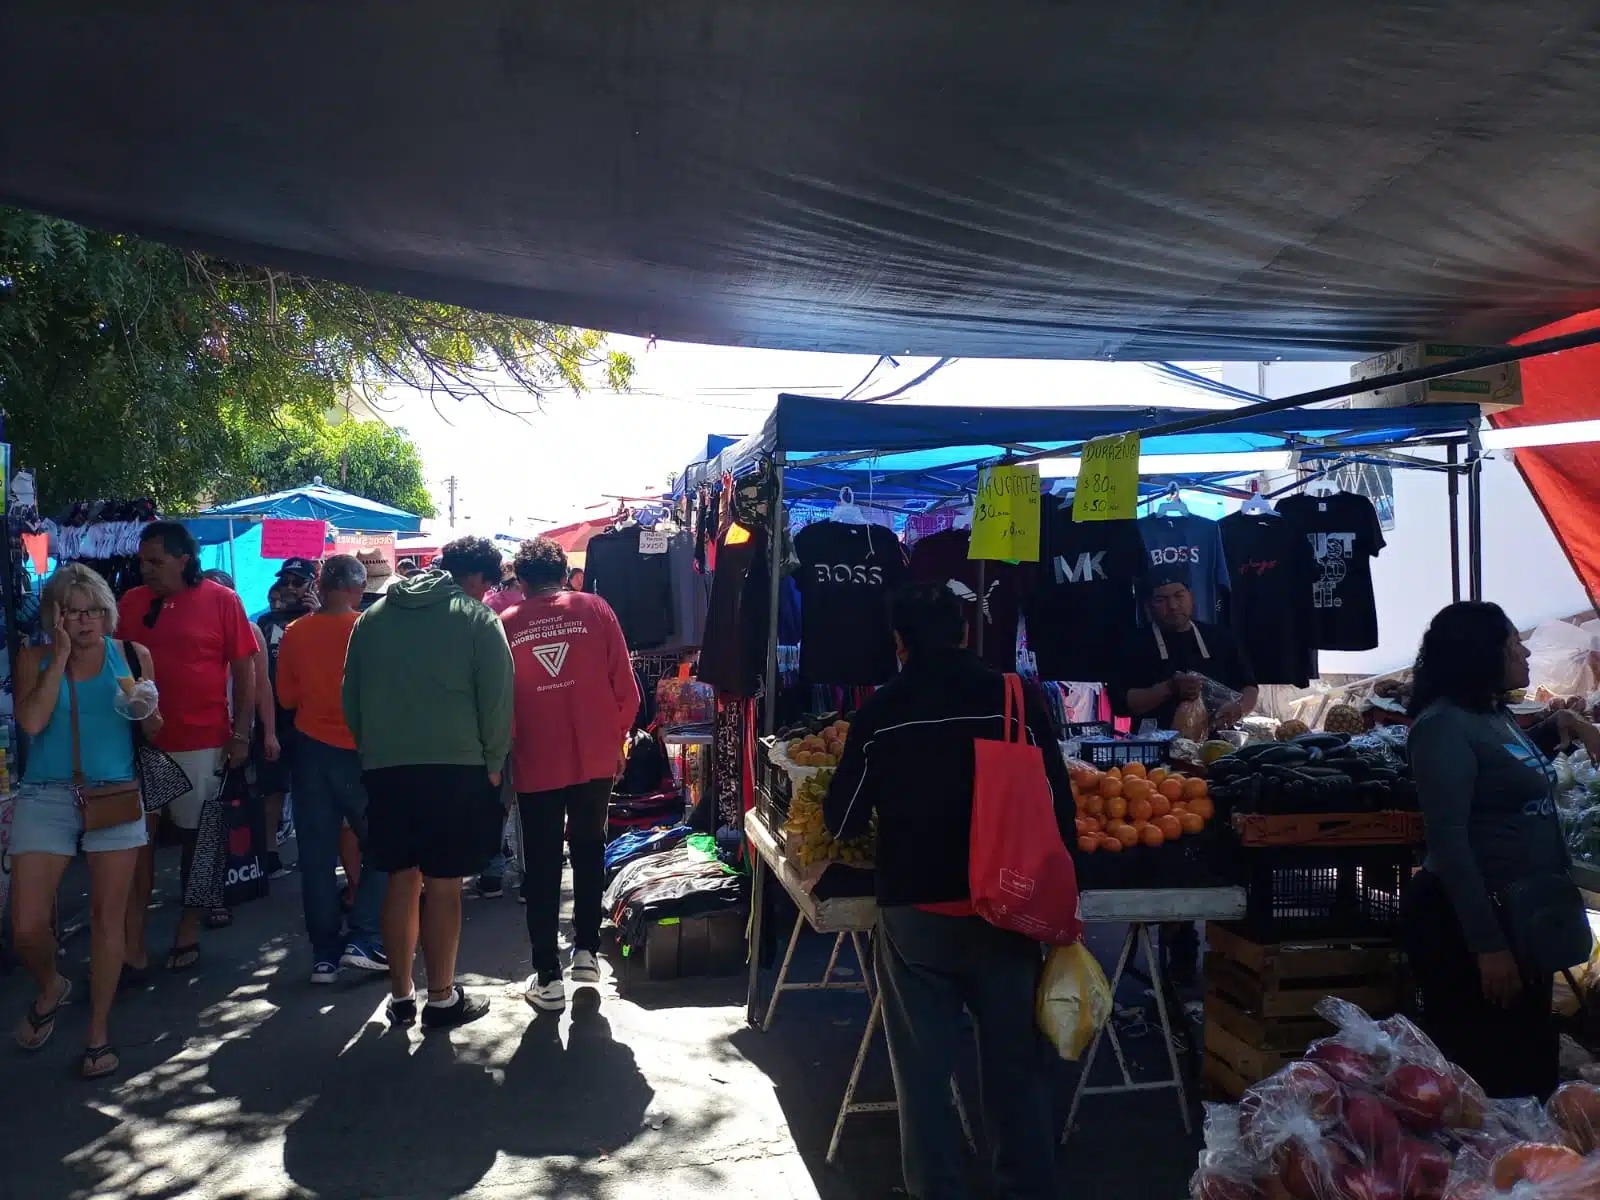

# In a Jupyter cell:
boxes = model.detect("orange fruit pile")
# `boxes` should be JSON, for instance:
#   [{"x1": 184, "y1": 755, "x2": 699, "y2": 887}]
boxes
[{"x1": 1071, "y1": 759, "x2": 1214, "y2": 854}]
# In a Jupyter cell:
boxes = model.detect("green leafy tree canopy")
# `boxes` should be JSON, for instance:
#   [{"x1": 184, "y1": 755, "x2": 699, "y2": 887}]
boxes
[
  {"x1": 0, "y1": 209, "x2": 634, "y2": 509},
  {"x1": 218, "y1": 417, "x2": 438, "y2": 518}
]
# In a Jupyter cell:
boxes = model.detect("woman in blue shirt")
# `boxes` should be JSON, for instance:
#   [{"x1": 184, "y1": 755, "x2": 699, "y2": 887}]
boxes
[{"x1": 10, "y1": 564, "x2": 162, "y2": 1078}]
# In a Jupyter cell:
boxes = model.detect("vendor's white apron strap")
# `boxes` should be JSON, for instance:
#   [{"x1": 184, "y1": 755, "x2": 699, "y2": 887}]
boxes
[{"x1": 1152, "y1": 623, "x2": 1208, "y2": 663}]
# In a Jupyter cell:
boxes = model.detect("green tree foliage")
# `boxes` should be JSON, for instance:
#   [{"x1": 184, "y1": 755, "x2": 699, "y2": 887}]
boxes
[
  {"x1": 0, "y1": 209, "x2": 634, "y2": 509},
  {"x1": 217, "y1": 417, "x2": 438, "y2": 518}
]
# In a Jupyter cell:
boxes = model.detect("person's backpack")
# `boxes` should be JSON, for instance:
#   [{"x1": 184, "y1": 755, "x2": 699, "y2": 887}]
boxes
[
  {"x1": 617, "y1": 726, "x2": 671, "y2": 797},
  {"x1": 969, "y1": 673, "x2": 1082, "y2": 945}
]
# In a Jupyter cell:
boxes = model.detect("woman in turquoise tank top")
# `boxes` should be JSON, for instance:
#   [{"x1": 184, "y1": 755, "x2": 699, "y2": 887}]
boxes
[{"x1": 10, "y1": 564, "x2": 162, "y2": 1079}]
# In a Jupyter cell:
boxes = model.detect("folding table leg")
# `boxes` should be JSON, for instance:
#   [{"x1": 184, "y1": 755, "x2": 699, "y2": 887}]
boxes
[
  {"x1": 850, "y1": 930, "x2": 875, "y2": 1002},
  {"x1": 762, "y1": 913, "x2": 807, "y2": 1032},
  {"x1": 1141, "y1": 923, "x2": 1193, "y2": 1135},
  {"x1": 827, "y1": 991, "x2": 884, "y2": 1164},
  {"x1": 1062, "y1": 922, "x2": 1137, "y2": 1143},
  {"x1": 745, "y1": 860, "x2": 767, "y2": 1027}
]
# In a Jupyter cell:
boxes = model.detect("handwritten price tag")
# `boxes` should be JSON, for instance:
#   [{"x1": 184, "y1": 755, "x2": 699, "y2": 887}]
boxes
[
  {"x1": 968, "y1": 463, "x2": 1040, "y2": 562},
  {"x1": 1071, "y1": 432, "x2": 1140, "y2": 522},
  {"x1": 638, "y1": 529, "x2": 668, "y2": 555}
]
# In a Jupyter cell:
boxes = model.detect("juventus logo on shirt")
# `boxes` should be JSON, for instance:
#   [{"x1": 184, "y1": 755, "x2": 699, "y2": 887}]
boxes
[{"x1": 530, "y1": 642, "x2": 570, "y2": 678}]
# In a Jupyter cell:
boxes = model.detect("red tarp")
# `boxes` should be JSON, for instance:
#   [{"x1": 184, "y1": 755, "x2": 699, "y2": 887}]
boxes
[
  {"x1": 1497, "y1": 312, "x2": 1600, "y2": 610},
  {"x1": 540, "y1": 519, "x2": 610, "y2": 555}
]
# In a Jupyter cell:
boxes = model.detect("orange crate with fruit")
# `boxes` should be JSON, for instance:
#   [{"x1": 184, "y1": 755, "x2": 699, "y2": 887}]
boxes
[
  {"x1": 1068, "y1": 759, "x2": 1229, "y2": 889},
  {"x1": 1229, "y1": 809, "x2": 1425, "y2": 848}
]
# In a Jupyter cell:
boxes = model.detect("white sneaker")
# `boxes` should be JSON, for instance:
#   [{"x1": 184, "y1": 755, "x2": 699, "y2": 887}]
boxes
[
  {"x1": 569, "y1": 950, "x2": 601, "y2": 984},
  {"x1": 523, "y1": 975, "x2": 566, "y2": 1011}
]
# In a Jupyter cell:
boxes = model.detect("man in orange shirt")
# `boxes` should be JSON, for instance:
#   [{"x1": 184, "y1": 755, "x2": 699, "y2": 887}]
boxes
[{"x1": 277, "y1": 555, "x2": 387, "y2": 984}]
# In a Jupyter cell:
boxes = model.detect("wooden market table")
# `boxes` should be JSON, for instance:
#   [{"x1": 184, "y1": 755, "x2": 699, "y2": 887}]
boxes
[{"x1": 743, "y1": 807, "x2": 1247, "y2": 1157}]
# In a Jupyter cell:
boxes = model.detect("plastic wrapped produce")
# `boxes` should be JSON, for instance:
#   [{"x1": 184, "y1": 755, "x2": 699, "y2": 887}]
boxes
[
  {"x1": 1174, "y1": 698, "x2": 1211, "y2": 741},
  {"x1": 1190, "y1": 1104, "x2": 1268, "y2": 1200},
  {"x1": 1236, "y1": 1062, "x2": 1348, "y2": 1199},
  {"x1": 1547, "y1": 1081, "x2": 1600, "y2": 1155}
]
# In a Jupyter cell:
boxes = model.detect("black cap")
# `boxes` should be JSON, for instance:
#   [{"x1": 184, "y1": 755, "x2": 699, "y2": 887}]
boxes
[{"x1": 275, "y1": 556, "x2": 318, "y2": 580}]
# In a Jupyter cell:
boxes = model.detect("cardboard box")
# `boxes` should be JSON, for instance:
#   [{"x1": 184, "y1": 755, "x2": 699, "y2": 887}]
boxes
[{"x1": 1350, "y1": 342, "x2": 1522, "y2": 411}]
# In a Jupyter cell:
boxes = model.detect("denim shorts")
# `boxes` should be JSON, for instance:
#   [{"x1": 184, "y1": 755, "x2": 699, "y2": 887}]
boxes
[{"x1": 9, "y1": 780, "x2": 149, "y2": 856}]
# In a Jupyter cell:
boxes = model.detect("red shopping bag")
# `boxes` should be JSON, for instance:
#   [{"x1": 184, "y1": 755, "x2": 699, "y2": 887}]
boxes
[{"x1": 969, "y1": 673, "x2": 1082, "y2": 945}]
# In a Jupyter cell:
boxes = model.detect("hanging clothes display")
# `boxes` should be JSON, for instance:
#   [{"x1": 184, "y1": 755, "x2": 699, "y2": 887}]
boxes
[
  {"x1": 584, "y1": 522, "x2": 676, "y2": 651},
  {"x1": 659, "y1": 529, "x2": 711, "y2": 652},
  {"x1": 1278, "y1": 490, "x2": 1386, "y2": 651},
  {"x1": 696, "y1": 524, "x2": 770, "y2": 698},
  {"x1": 1026, "y1": 495, "x2": 1146, "y2": 686},
  {"x1": 1219, "y1": 510, "x2": 1319, "y2": 685},
  {"x1": 793, "y1": 519, "x2": 907, "y2": 685},
  {"x1": 907, "y1": 527, "x2": 1022, "y2": 670},
  {"x1": 1136, "y1": 511, "x2": 1231, "y2": 623}
]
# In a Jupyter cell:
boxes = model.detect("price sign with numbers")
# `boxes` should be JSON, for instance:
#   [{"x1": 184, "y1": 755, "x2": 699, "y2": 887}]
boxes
[
  {"x1": 1071, "y1": 432, "x2": 1141, "y2": 522},
  {"x1": 968, "y1": 462, "x2": 1040, "y2": 561}
]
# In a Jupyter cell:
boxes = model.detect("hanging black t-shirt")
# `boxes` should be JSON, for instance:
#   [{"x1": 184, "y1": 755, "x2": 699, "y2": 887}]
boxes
[
  {"x1": 584, "y1": 523, "x2": 675, "y2": 651},
  {"x1": 908, "y1": 528, "x2": 1023, "y2": 670},
  {"x1": 794, "y1": 521, "x2": 907, "y2": 685},
  {"x1": 1025, "y1": 498, "x2": 1146, "y2": 684},
  {"x1": 1219, "y1": 512, "x2": 1318, "y2": 686},
  {"x1": 1108, "y1": 621, "x2": 1257, "y2": 730},
  {"x1": 696, "y1": 526, "x2": 770, "y2": 698},
  {"x1": 1277, "y1": 492, "x2": 1385, "y2": 651}
]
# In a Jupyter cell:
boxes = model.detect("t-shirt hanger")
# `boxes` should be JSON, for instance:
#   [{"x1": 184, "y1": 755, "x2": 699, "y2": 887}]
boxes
[
  {"x1": 1239, "y1": 479, "x2": 1278, "y2": 516},
  {"x1": 830, "y1": 486, "x2": 868, "y2": 524}
]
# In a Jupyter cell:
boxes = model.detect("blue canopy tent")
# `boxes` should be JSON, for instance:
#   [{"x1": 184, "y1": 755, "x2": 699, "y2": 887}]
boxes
[{"x1": 183, "y1": 485, "x2": 424, "y2": 617}]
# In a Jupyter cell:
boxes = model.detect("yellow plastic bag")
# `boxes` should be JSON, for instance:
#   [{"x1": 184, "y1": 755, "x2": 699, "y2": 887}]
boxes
[{"x1": 1035, "y1": 942, "x2": 1113, "y2": 1061}]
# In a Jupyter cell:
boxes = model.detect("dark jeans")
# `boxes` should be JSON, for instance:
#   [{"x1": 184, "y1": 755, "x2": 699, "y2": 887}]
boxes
[
  {"x1": 293, "y1": 735, "x2": 385, "y2": 962},
  {"x1": 520, "y1": 778, "x2": 611, "y2": 981},
  {"x1": 1401, "y1": 867, "x2": 1560, "y2": 1100},
  {"x1": 876, "y1": 905, "x2": 1056, "y2": 1200}
]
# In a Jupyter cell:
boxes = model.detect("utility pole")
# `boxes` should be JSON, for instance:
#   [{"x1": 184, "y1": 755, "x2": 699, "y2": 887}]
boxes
[{"x1": 444, "y1": 476, "x2": 459, "y2": 527}]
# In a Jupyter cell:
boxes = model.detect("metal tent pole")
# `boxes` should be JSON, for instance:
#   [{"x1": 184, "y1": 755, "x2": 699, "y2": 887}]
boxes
[
  {"x1": 1446, "y1": 443, "x2": 1461, "y2": 605},
  {"x1": 1466, "y1": 439, "x2": 1484, "y2": 602},
  {"x1": 748, "y1": 452, "x2": 785, "y2": 1026}
]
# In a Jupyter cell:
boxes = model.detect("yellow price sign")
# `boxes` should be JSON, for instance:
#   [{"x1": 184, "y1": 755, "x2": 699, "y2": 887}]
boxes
[
  {"x1": 1071, "y1": 432, "x2": 1140, "y2": 522},
  {"x1": 968, "y1": 462, "x2": 1040, "y2": 562}
]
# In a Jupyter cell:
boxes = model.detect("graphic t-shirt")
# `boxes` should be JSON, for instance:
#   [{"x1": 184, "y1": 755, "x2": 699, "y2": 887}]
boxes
[
  {"x1": 908, "y1": 528, "x2": 1022, "y2": 670},
  {"x1": 793, "y1": 521, "x2": 908, "y2": 685},
  {"x1": 1219, "y1": 512, "x2": 1318, "y2": 686},
  {"x1": 501, "y1": 590, "x2": 639, "y2": 793},
  {"x1": 1136, "y1": 514, "x2": 1231, "y2": 623},
  {"x1": 118, "y1": 580, "x2": 260, "y2": 752},
  {"x1": 1277, "y1": 492, "x2": 1385, "y2": 651},
  {"x1": 1026, "y1": 500, "x2": 1146, "y2": 684}
]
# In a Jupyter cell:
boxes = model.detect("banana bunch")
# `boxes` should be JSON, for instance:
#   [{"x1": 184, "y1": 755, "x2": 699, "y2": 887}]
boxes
[{"x1": 783, "y1": 768, "x2": 877, "y2": 867}]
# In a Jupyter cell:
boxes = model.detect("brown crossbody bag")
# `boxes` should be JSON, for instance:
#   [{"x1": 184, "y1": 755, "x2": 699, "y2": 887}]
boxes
[{"x1": 69, "y1": 672, "x2": 144, "y2": 831}]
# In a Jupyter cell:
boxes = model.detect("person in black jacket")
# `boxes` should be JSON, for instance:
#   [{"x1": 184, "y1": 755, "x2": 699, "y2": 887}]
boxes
[{"x1": 823, "y1": 581, "x2": 1072, "y2": 1200}]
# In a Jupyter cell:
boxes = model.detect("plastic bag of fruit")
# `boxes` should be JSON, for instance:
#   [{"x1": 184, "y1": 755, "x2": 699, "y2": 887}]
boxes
[
  {"x1": 1303, "y1": 997, "x2": 1489, "y2": 1134},
  {"x1": 1190, "y1": 1104, "x2": 1271, "y2": 1200},
  {"x1": 1546, "y1": 1080, "x2": 1600, "y2": 1156},
  {"x1": 1441, "y1": 1143, "x2": 1600, "y2": 1198},
  {"x1": 1234, "y1": 1062, "x2": 1351, "y2": 1199}
]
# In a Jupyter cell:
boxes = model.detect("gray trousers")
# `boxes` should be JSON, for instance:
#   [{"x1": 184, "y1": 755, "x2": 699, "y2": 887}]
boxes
[{"x1": 876, "y1": 905, "x2": 1057, "y2": 1200}]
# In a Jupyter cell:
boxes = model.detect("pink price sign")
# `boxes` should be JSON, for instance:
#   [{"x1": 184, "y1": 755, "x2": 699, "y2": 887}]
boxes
[{"x1": 259, "y1": 518, "x2": 328, "y2": 560}]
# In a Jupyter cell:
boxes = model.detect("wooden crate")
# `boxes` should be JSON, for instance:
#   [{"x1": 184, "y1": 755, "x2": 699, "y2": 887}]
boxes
[
  {"x1": 1202, "y1": 1051, "x2": 1257, "y2": 1101},
  {"x1": 1231, "y1": 810, "x2": 1425, "y2": 848},
  {"x1": 1202, "y1": 923, "x2": 1405, "y2": 1094}
]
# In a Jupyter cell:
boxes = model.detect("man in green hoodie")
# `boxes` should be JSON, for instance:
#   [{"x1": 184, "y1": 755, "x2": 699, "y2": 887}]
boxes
[{"x1": 342, "y1": 536, "x2": 514, "y2": 1030}]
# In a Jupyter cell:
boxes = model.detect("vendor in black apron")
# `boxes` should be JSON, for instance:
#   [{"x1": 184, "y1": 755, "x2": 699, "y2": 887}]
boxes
[
  {"x1": 1111, "y1": 571, "x2": 1258, "y2": 732},
  {"x1": 1110, "y1": 570, "x2": 1258, "y2": 989}
]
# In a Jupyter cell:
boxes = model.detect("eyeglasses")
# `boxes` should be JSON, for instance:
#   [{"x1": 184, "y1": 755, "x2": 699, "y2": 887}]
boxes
[{"x1": 143, "y1": 596, "x2": 164, "y2": 629}]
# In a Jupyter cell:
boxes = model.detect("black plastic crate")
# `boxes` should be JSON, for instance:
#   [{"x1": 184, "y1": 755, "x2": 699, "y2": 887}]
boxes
[
  {"x1": 1234, "y1": 844, "x2": 1417, "y2": 940},
  {"x1": 1079, "y1": 736, "x2": 1169, "y2": 770},
  {"x1": 755, "y1": 736, "x2": 792, "y2": 826}
]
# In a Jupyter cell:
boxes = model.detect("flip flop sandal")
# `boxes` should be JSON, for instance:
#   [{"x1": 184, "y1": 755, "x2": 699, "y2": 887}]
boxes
[
  {"x1": 81, "y1": 1044, "x2": 119, "y2": 1080},
  {"x1": 165, "y1": 944, "x2": 201, "y2": 971},
  {"x1": 205, "y1": 908, "x2": 233, "y2": 929},
  {"x1": 15, "y1": 978, "x2": 72, "y2": 1050}
]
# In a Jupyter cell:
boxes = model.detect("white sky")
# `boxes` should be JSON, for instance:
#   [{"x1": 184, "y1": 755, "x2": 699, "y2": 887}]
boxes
[{"x1": 366, "y1": 337, "x2": 1244, "y2": 534}]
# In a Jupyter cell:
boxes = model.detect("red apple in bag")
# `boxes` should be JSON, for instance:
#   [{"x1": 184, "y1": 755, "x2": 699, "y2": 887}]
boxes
[
  {"x1": 1331, "y1": 1162, "x2": 1402, "y2": 1200},
  {"x1": 1383, "y1": 1064, "x2": 1457, "y2": 1131},
  {"x1": 1307, "y1": 1041, "x2": 1381, "y2": 1091},
  {"x1": 1389, "y1": 1138, "x2": 1450, "y2": 1200},
  {"x1": 1342, "y1": 1091, "x2": 1404, "y2": 1159}
]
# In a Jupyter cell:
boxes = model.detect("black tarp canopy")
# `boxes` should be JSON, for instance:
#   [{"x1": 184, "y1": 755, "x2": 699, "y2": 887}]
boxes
[{"x1": 6, "y1": 2, "x2": 1600, "y2": 359}]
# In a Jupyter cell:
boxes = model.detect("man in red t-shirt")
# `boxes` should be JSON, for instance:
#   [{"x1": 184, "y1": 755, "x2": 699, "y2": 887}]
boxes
[
  {"x1": 118, "y1": 522, "x2": 258, "y2": 973},
  {"x1": 499, "y1": 537, "x2": 637, "y2": 1011}
]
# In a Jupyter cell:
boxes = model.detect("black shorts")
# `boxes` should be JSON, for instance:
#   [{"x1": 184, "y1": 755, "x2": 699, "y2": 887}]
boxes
[{"x1": 364, "y1": 764, "x2": 505, "y2": 879}]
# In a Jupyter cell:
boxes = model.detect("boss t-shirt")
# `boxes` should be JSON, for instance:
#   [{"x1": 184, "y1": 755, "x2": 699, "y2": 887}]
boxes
[
  {"x1": 794, "y1": 521, "x2": 908, "y2": 685},
  {"x1": 1278, "y1": 492, "x2": 1386, "y2": 651},
  {"x1": 1136, "y1": 514, "x2": 1231, "y2": 623},
  {"x1": 1026, "y1": 499, "x2": 1146, "y2": 684}
]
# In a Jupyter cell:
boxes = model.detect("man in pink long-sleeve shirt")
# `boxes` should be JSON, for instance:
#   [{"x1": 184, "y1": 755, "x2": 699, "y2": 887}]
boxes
[{"x1": 499, "y1": 537, "x2": 638, "y2": 1011}]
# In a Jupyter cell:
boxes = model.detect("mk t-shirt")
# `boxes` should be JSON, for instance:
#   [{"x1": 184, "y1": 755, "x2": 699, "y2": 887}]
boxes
[
  {"x1": 794, "y1": 521, "x2": 907, "y2": 685},
  {"x1": 908, "y1": 528, "x2": 1022, "y2": 670},
  {"x1": 1136, "y1": 514, "x2": 1230, "y2": 623},
  {"x1": 1026, "y1": 500, "x2": 1145, "y2": 684},
  {"x1": 1219, "y1": 512, "x2": 1317, "y2": 686},
  {"x1": 1278, "y1": 492, "x2": 1385, "y2": 651}
]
